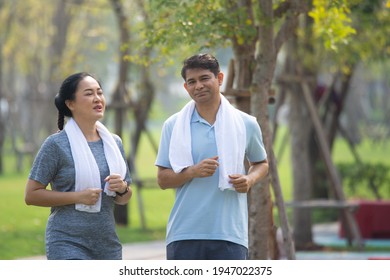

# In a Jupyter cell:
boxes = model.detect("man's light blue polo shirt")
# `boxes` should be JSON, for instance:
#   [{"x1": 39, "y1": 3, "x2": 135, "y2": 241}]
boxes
[{"x1": 155, "y1": 108, "x2": 267, "y2": 248}]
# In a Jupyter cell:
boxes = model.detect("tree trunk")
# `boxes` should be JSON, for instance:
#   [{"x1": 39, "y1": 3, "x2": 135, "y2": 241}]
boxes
[
  {"x1": 131, "y1": 0, "x2": 157, "y2": 163},
  {"x1": 230, "y1": 45, "x2": 275, "y2": 259},
  {"x1": 0, "y1": 42, "x2": 4, "y2": 174},
  {"x1": 45, "y1": 0, "x2": 76, "y2": 134},
  {"x1": 226, "y1": 0, "x2": 305, "y2": 259},
  {"x1": 249, "y1": 59, "x2": 274, "y2": 260},
  {"x1": 0, "y1": 0, "x2": 13, "y2": 174},
  {"x1": 110, "y1": 0, "x2": 131, "y2": 226},
  {"x1": 280, "y1": 29, "x2": 315, "y2": 248},
  {"x1": 289, "y1": 84, "x2": 314, "y2": 248}
]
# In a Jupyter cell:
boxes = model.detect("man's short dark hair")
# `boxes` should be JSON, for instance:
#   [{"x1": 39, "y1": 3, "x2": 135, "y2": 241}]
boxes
[{"x1": 181, "y1": 53, "x2": 220, "y2": 80}]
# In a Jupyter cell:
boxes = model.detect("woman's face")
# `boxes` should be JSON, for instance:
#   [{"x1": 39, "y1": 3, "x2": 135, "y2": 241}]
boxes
[{"x1": 66, "y1": 76, "x2": 106, "y2": 122}]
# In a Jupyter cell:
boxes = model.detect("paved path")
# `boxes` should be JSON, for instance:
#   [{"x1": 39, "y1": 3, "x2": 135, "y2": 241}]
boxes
[
  {"x1": 295, "y1": 223, "x2": 390, "y2": 260},
  {"x1": 122, "y1": 240, "x2": 165, "y2": 260},
  {"x1": 20, "y1": 223, "x2": 390, "y2": 260},
  {"x1": 19, "y1": 240, "x2": 166, "y2": 260}
]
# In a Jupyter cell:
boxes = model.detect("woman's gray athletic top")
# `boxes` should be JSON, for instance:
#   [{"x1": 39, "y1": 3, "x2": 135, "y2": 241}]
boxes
[{"x1": 29, "y1": 130, "x2": 131, "y2": 260}]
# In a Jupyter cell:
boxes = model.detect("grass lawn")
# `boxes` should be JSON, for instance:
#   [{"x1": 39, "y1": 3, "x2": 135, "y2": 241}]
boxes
[
  {"x1": 0, "y1": 131, "x2": 173, "y2": 260},
  {"x1": 0, "y1": 171, "x2": 174, "y2": 259},
  {"x1": 0, "y1": 125, "x2": 389, "y2": 259}
]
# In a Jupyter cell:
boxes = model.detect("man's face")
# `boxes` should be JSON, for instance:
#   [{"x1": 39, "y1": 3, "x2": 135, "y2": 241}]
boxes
[{"x1": 183, "y1": 68, "x2": 223, "y2": 104}]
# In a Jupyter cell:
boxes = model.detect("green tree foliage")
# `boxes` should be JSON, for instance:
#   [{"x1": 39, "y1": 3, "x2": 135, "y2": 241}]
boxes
[
  {"x1": 337, "y1": 162, "x2": 390, "y2": 200},
  {"x1": 142, "y1": 0, "x2": 258, "y2": 59},
  {"x1": 1, "y1": 0, "x2": 118, "y2": 83},
  {"x1": 308, "y1": 0, "x2": 390, "y2": 72},
  {"x1": 309, "y1": 0, "x2": 357, "y2": 51}
]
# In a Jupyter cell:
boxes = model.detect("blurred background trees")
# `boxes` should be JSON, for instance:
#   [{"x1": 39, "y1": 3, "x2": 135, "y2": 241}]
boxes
[{"x1": 0, "y1": 0, "x2": 389, "y2": 259}]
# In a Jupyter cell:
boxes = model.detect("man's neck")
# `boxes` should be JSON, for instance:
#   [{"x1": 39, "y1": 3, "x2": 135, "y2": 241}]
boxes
[{"x1": 195, "y1": 97, "x2": 221, "y2": 125}]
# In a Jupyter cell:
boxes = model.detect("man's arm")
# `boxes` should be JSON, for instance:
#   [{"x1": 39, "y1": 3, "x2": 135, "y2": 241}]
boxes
[
  {"x1": 157, "y1": 156, "x2": 219, "y2": 190},
  {"x1": 157, "y1": 166, "x2": 194, "y2": 189}
]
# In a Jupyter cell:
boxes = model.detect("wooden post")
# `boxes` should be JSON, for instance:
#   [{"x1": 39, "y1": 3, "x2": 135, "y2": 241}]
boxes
[
  {"x1": 300, "y1": 79, "x2": 364, "y2": 249},
  {"x1": 269, "y1": 148, "x2": 296, "y2": 259}
]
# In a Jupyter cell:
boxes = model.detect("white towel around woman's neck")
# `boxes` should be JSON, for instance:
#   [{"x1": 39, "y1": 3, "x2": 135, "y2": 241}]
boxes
[
  {"x1": 169, "y1": 94, "x2": 246, "y2": 191},
  {"x1": 65, "y1": 118, "x2": 127, "y2": 213}
]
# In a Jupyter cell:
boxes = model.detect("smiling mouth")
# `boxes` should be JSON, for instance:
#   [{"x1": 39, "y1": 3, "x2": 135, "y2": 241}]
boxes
[{"x1": 195, "y1": 91, "x2": 208, "y2": 97}]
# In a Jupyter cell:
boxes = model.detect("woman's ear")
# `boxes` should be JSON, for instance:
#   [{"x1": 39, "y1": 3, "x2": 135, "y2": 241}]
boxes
[{"x1": 65, "y1": 100, "x2": 74, "y2": 112}]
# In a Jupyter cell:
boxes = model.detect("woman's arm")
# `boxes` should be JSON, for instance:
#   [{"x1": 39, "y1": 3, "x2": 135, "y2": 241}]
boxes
[{"x1": 25, "y1": 179, "x2": 102, "y2": 207}]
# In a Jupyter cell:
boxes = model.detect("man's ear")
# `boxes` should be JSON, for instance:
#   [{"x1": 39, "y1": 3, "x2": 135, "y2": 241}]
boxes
[
  {"x1": 183, "y1": 82, "x2": 189, "y2": 92},
  {"x1": 217, "y1": 72, "x2": 224, "y2": 86}
]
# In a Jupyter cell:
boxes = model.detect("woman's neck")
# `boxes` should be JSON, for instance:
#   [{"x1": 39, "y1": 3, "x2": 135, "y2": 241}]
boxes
[{"x1": 72, "y1": 118, "x2": 100, "y2": 142}]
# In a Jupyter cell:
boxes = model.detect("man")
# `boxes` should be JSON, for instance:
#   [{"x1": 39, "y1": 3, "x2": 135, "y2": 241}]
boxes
[{"x1": 155, "y1": 53, "x2": 269, "y2": 260}]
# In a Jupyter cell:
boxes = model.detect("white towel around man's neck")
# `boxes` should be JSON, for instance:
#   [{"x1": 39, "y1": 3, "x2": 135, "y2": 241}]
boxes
[
  {"x1": 65, "y1": 118, "x2": 127, "y2": 213},
  {"x1": 169, "y1": 94, "x2": 246, "y2": 191}
]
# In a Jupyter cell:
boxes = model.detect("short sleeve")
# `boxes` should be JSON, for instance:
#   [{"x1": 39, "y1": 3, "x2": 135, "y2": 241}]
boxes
[
  {"x1": 245, "y1": 115, "x2": 267, "y2": 163},
  {"x1": 155, "y1": 114, "x2": 177, "y2": 169},
  {"x1": 29, "y1": 136, "x2": 60, "y2": 187}
]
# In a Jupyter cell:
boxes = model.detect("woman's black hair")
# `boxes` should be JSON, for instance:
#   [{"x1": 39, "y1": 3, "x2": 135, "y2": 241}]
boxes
[{"x1": 54, "y1": 72, "x2": 97, "y2": 130}]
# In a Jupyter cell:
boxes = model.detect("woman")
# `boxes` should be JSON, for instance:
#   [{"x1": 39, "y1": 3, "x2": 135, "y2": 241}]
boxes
[{"x1": 25, "y1": 72, "x2": 132, "y2": 260}]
